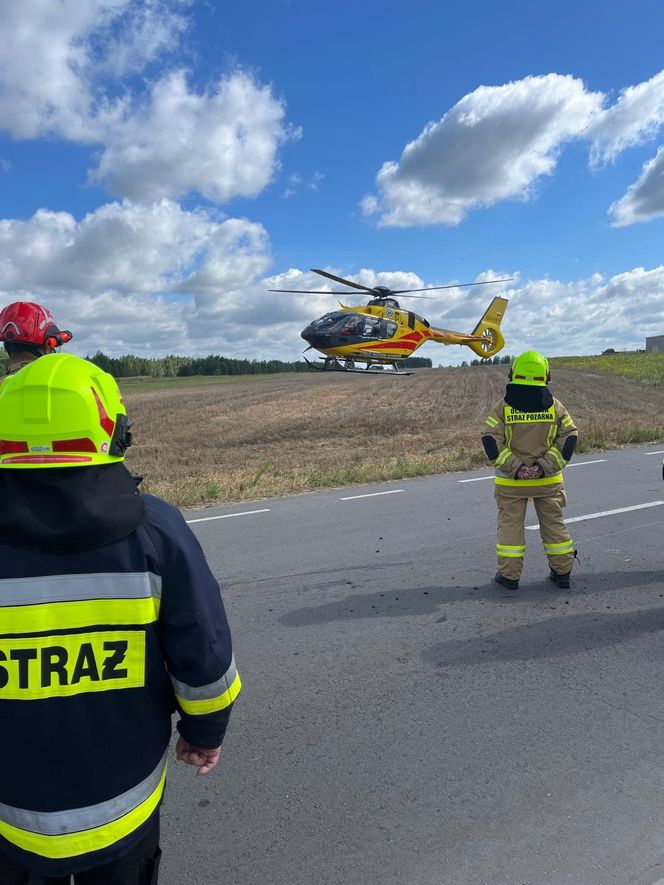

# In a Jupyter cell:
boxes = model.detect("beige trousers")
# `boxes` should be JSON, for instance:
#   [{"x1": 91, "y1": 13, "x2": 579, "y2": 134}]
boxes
[{"x1": 495, "y1": 489, "x2": 574, "y2": 581}]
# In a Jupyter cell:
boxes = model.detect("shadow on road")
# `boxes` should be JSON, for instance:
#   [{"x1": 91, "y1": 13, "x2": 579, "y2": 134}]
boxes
[
  {"x1": 279, "y1": 570, "x2": 664, "y2": 627},
  {"x1": 423, "y1": 605, "x2": 664, "y2": 668}
]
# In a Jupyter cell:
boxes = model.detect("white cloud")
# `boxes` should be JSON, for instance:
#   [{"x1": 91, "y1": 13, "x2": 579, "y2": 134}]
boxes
[
  {"x1": 90, "y1": 69, "x2": 295, "y2": 202},
  {"x1": 0, "y1": 0, "x2": 186, "y2": 142},
  {"x1": 0, "y1": 199, "x2": 270, "y2": 298},
  {"x1": 362, "y1": 74, "x2": 602, "y2": 227},
  {"x1": 609, "y1": 147, "x2": 664, "y2": 226},
  {"x1": 0, "y1": 0, "x2": 294, "y2": 204},
  {"x1": 589, "y1": 69, "x2": 664, "y2": 166},
  {"x1": 494, "y1": 266, "x2": 664, "y2": 361}
]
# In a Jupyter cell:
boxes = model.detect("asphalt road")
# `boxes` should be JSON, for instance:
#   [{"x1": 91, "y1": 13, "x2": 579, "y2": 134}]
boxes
[{"x1": 159, "y1": 444, "x2": 664, "y2": 885}]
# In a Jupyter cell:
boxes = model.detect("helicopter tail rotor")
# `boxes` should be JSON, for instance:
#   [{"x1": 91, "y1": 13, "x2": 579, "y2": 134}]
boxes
[{"x1": 466, "y1": 296, "x2": 508, "y2": 358}]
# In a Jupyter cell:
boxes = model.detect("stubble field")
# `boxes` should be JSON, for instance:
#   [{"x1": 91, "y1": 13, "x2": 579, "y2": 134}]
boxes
[{"x1": 121, "y1": 363, "x2": 664, "y2": 507}]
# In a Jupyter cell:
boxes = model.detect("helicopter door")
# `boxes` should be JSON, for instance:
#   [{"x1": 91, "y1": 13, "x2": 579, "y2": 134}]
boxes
[{"x1": 407, "y1": 311, "x2": 416, "y2": 330}]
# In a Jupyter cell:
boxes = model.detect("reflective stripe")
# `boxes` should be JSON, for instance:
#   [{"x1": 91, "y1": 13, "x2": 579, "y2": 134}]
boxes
[
  {"x1": 562, "y1": 415, "x2": 574, "y2": 427},
  {"x1": 497, "y1": 544, "x2": 526, "y2": 558},
  {"x1": 543, "y1": 540, "x2": 574, "y2": 554},
  {"x1": 494, "y1": 448, "x2": 512, "y2": 468},
  {"x1": 0, "y1": 598, "x2": 160, "y2": 634},
  {"x1": 0, "y1": 751, "x2": 167, "y2": 859},
  {"x1": 0, "y1": 573, "x2": 162, "y2": 607},
  {"x1": 170, "y1": 654, "x2": 238, "y2": 702},
  {"x1": 484, "y1": 416, "x2": 498, "y2": 428},
  {"x1": 548, "y1": 446, "x2": 566, "y2": 469},
  {"x1": 496, "y1": 473, "x2": 563, "y2": 487},
  {"x1": 175, "y1": 670, "x2": 242, "y2": 716},
  {"x1": 546, "y1": 423, "x2": 557, "y2": 448},
  {"x1": 0, "y1": 573, "x2": 161, "y2": 634}
]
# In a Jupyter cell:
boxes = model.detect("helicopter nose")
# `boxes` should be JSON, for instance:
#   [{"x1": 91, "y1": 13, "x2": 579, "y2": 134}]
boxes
[{"x1": 301, "y1": 325, "x2": 321, "y2": 345}]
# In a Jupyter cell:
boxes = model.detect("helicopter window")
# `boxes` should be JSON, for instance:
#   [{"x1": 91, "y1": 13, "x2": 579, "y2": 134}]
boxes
[
  {"x1": 414, "y1": 314, "x2": 430, "y2": 328},
  {"x1": 310, "y1": 312, "x2": 346, "y2": 329},
  {"x1": 339, "y1": 316, "x2": 364, "y2": 335},
  {"x1": 361, "y1": 317, "x2": 397, "y2": 339}
]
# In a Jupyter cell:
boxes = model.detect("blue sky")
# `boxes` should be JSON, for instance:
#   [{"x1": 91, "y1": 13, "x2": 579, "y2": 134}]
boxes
[{"x1": 1, "y1": 0, "x2": 663, "y2": 363}]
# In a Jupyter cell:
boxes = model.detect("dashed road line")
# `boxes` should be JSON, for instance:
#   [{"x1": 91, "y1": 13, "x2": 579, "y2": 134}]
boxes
[
  {"x1": 186, "y1": 509, "x2": 271, "y2": 524},
  {"x1": 644, "y1": 450, "x2": 664, "y2": 456},
  {"x1": 340, "y1": 489, "x2": 404, "y2": 501},
  {"x1": 458, "y1": 476, "x2": 493, "y2": 483},
  {"x1": 527, "y1": 500, "x2": 664, "y2": 530}
]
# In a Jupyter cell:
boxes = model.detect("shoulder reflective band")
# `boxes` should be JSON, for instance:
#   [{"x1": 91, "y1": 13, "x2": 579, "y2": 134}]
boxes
[
  {"x1": 562, "y1": 415, "x2": 574, "y2": 427},
  {"x1": 504, "y1": 405, "x2": 556, "y2": 424},
  {"x1": 0, "y1": 750, "x2": 167, "y2": 859},
  {"x1": 170, "y1": 655, "x2": 242, "y2": 715},
  {"x1": 0, "y1": 572, "x2": 161, "y2": 634},
  {"x1": 0, "y1": 630, "x2": 146, "y2": 700},
  {"x1": 495, "y1": 473, "x2": 563, "y2": 486},
  {"x1": 484, "y1": 416, "x2": 498, "y2": 428}
]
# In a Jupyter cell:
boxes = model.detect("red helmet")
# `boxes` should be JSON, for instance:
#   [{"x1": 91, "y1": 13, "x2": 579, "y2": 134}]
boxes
[{"x1": 0, "y1": 302, "x2": 72, "y2": 349}]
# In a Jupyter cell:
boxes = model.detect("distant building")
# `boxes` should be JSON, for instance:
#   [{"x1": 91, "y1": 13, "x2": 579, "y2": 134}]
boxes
[{"x1": 646, "y1": 335, "x2": 664, "y2": 353}]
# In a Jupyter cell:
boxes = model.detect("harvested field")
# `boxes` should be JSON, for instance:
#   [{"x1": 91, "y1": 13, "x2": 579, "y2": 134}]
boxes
[{"x1": 121, "y1": 365, "x2": 664, "y2": 507}]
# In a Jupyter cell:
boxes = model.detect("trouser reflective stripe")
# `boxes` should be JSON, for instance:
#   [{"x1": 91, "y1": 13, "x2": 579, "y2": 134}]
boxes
[
  {"x1": 496, "y1": 544, "x2": 526, "y2": 557},
  {"x1": 543, "y1": 540, "x2": 574, "y2": 555},
  {"x1": 495, "y1": 494, "x2": 528, "y2": 581},
  {"x1": 0, "y1": 752, "x2": 167, "y2": 859},
  {"x1": 533, "y1": 492, "x2": 574, "y2": 575}
]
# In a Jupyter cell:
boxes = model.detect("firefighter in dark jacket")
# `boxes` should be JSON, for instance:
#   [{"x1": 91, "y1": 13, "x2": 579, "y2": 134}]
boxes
[
  {"x1": 481, "y1": 350, "x2": 578, "y2": 591},
  {"x1": 0, "y1": 354, "x2": 241, "y2": 884}
]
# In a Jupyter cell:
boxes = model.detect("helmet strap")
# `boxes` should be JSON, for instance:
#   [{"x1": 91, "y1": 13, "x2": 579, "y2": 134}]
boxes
[{"x1": 109, "y1": 414, "x2": 133, "y2": 457}]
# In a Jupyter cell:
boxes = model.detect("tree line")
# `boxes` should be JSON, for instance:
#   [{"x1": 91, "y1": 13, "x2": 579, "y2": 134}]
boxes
[
  {"x1": 460, "y1": 355, "x2": 512, "y2": 367},
  {"x1": 87, "y1": 352, "x2": 312, "y2": 377}
]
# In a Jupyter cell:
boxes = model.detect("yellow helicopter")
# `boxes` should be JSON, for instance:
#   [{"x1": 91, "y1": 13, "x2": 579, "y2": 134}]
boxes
[{"x1": 270, "y1": 268, "x2": 511, "y2": 373}]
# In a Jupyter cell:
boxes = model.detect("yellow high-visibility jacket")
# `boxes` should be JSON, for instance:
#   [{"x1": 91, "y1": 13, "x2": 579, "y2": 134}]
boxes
[{"x1": 482, "y1": 397, "x2": 578, "y2": 497}]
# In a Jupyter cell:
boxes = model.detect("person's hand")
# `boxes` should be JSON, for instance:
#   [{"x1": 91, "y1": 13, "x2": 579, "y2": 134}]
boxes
[
  {"x1": 175, "y1": 737, "x2": 221, "y2": 775},
  {"x1": 517, "y1": 464, "x2": 544, "y2": 479}
]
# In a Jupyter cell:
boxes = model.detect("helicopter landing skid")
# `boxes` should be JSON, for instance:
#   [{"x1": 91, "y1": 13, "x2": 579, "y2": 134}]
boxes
[{"x1": 303, "y1": 356, "x2": 412, "y2": 375}]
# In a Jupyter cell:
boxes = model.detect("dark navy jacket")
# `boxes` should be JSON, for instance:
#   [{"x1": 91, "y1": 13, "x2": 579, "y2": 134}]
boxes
[{"x1": 0, "y1": 465, "x2": 239, "y2": 877}]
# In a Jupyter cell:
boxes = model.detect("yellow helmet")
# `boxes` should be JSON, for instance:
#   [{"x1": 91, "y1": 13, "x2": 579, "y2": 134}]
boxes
[
  {"x1": 509, "y1": 350, "x2": 550, "y2": 386},
  {"x1": 0, "y1": 354, "x2": 131, "y2": 468}
]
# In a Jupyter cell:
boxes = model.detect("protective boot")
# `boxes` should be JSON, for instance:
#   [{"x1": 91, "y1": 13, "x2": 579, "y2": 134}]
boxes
[
  {"x1": 549, "y1": 569, "x2": 571, "y2": 589},
  {"x1": 495, "y1": 571, "x2": 519, "y2": 590}
]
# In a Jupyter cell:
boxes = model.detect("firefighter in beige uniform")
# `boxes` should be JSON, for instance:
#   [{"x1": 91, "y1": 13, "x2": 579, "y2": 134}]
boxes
[{"x1": 481, "y1": 351, "x2": 578, "y2": 591}]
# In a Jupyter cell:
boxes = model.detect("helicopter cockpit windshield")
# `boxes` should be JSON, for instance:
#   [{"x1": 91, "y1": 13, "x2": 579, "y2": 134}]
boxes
[{"x1": 303, "y1": 312, "x2": 398, "y2": 342}]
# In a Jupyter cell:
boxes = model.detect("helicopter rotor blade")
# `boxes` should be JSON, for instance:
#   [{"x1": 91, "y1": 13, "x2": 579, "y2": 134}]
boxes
[
  {"x1": 390, "y1": 277, "x2": 514, "y2": 295},
  {"x1": 268, "y1": 288, "x2": 363, "y2": 295},
  {"x1": 386, "y1": 293, "x2": 434, "y2": 300},
  {"x1": 311, "y1": 268, "x2": 377, "y2": 294}
]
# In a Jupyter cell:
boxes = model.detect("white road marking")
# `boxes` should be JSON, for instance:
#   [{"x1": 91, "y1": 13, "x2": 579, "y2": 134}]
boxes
[
  {"x1": 186, "y1": 508, "x2": 270, "y2": 524},
  {"x1": 527, "y1": 500, "x2": 664, "y2": 530},
  {"x1": 644, "y1": 450, "x2": 664, "y2": 455},
  {"x1": 340, "y1": 489, "x2": 404, "y2": 501},
  {"x1": 458, "y1": 459, "x2": 606, "y2": 484}
]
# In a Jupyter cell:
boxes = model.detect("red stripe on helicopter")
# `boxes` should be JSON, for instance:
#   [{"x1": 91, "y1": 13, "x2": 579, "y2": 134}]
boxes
[{"x1": 357, "y1": 340, "x2": 418, "y2": 351}]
